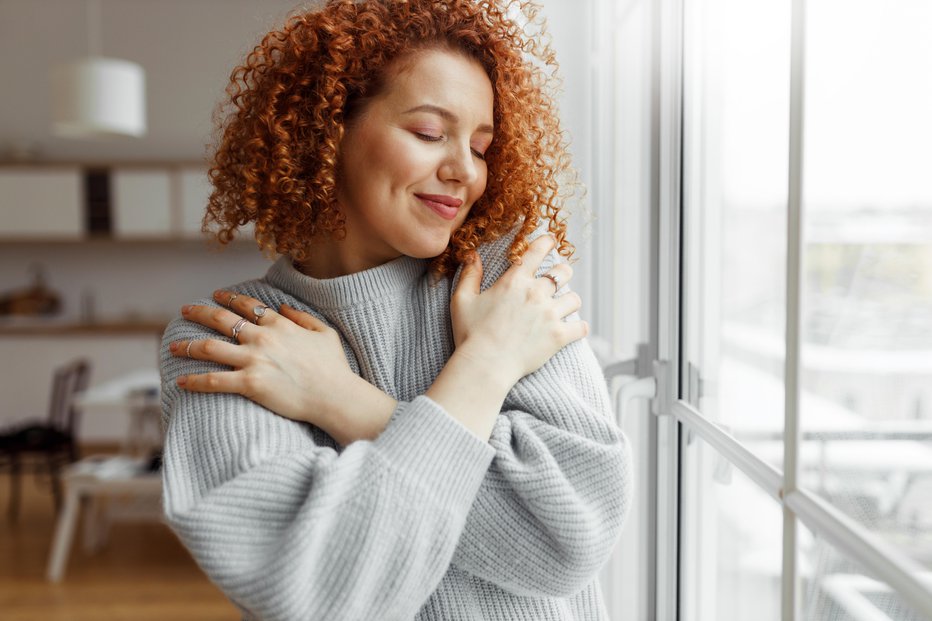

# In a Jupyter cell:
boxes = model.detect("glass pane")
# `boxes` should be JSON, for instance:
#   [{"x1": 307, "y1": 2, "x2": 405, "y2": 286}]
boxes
[
  {"x1": 681, "y1": 433, "x2": 784, "y2": 621},
  {"x1": 800, "y1": 0, "x2": 932, "y2": 565},
  {"x1": 799, "y1": 521, "x2": 931, "y2": 620},
  {"x1": 682, "y1": 0, "x2": 791, "y2": 469}
]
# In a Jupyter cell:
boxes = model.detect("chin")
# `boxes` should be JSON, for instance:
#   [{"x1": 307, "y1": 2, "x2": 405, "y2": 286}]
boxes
[{"x1": 405, "y1": 237, "x2": 452, "y2": 260}]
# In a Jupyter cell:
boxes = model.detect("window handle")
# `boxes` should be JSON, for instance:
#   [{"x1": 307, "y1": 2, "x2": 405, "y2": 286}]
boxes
[
  {"x1": 594, "y1": 341, "x2": 670, "y2": 426},
  {"x1": 616, "y1": 376, "x2": 657, "y2": 427}
]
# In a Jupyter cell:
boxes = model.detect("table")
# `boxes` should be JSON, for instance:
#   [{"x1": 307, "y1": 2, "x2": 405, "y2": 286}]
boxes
[
  {"x1": 46, "y1": 369, "x2": 164, "y2": 582},
  {"x1": 46, "y1": 456, "x2": 162, "y2": 582}
]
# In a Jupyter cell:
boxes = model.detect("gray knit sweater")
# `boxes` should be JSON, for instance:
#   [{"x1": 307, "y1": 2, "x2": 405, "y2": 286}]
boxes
[{"x1": 159, "y1": 228, "x2": 632, "y2": 621}]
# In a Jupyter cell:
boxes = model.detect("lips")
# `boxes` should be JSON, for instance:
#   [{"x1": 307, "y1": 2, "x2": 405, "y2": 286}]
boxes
[{"x1": 415, "y1": 193, "x2": 463, "y2": 220}]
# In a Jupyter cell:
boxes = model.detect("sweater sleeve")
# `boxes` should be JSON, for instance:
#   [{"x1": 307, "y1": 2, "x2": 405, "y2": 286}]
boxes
[
  {"x1": 159, "y1": 312, "x2": 496, "y2": 621},
  {"x1": 446, "y1": 233, "x2": 634, "y2": 598}
]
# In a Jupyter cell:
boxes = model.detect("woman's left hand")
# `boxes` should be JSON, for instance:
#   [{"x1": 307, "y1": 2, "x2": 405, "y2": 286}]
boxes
[{"x1": 169, "y1": 290, "x2": 355, "y2": 425}]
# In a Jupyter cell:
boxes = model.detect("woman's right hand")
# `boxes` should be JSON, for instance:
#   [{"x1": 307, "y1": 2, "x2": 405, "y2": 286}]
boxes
[
  {"x1": 450, "y1": 234, "x2": 588, "y2": 388},
  {"x1": 169, "y1": 291, "x2": 357, "y2": 427}
]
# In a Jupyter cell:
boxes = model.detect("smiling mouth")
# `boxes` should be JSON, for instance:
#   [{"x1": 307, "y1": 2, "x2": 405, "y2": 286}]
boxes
[{"x1": 415, "y1": 194, "x2": 462, "y2": 220}]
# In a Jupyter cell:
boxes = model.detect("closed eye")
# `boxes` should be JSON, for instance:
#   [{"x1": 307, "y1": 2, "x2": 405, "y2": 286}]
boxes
[{"x1": 416, "y1": 131, "x2": 486, "y2": 160}]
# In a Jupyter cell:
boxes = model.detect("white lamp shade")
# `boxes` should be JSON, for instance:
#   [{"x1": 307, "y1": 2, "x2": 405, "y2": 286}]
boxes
[{"x1": 51, "y1": 57, "x2": 147, "y2": 138}]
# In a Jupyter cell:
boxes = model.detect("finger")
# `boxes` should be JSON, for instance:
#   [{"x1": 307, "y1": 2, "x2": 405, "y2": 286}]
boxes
[
  {"x1": 455, "y1": 251, "x2": 483, "y2": 297},
  {"x1": 213, "y1": 289, "x2": 279, "y2": 326},
  {"x1": 557, "y1": 319, "x2": 590, "y2": 346},
  {"x1": 515, "y1": 234, "x2": 556, "y2": 276},
  {"x1": 170, "y1": 339, "x2": 250, "y2": 367},
  {"x1": 182, "y1": 304, "x2": 244, "y2": 339},
  {"x1": 279, "y1": 304, "x2": 328, "y2": 332},
  {"x1": 551, "y1": 291, "x2": 583, "y2": 319},
  {"x1": 177, "y1": 370, "x2": 248, "y2": 394},
  {"x1": 536, "y1": 263, "x2": 573, "y2": 295}
]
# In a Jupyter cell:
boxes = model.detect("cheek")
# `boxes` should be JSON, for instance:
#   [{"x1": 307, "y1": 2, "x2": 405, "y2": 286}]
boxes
[
  {"x1": 472, "y1": 166, "x2": 489, "y2": 199},
  {"x1": 346, "y1": 132, "x2": 422, "y2": 188},
  {"x1": 377, "y1": 150, "x2": 432, "y2": 191}
]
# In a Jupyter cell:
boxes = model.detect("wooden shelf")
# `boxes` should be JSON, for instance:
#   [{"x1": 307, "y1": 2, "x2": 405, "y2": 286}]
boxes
[
  {"x1": 0, "y1": 319, "x2": 169, "y2": 336},
  {"x1": 0, "y1": 236, "x2": 256, "y2": 246},
  {"x1": 0, "y1": 159, "x2": 207, "y2": 168}
]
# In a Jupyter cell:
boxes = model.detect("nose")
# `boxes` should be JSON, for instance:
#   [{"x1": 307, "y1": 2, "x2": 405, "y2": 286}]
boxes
[{"x1": 439, "y1": 142, "x2": 480, "y2": 186}]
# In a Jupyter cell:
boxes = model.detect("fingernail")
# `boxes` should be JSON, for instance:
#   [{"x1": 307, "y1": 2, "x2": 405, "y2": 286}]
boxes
[
  {"x1": 176, "y1": 376, "x2": 187, "y2": 386},
  {"x1": 169, "y1": 342, "x2": 178, "y2": 352},
  {"x1": 181, "y1": 305, "x2": 191, "y2": 315},
  {"x1": 213, "y1": 290, "x2": 224, "y2": 299}
]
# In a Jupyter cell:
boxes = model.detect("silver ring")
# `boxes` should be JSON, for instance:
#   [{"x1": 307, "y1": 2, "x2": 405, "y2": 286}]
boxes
[
  {"x1": 541, "y1": 272, "x2": 560, "y2": 292},
  {"x1": 185, "y1": 340, "x2": 195, "y2": 358},
  {"x1": 252, "y1": 305, "x2": 270, "y2": 324},
  {"x1": 226, "y1": 293, "x2": 239, "y2": 307},
  {"x1": 231, "y1": 318, "x2": 249, "y2": 342}
]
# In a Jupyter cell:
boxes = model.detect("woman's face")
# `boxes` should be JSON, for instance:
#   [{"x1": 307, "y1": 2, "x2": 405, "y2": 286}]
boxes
[{"x1": 312, "y1": 49, "x2": 494, "y2": 277}]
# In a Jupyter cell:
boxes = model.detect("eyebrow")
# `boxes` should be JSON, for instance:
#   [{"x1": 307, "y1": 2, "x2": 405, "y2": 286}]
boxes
[{"x1": 402, "y1": 104, "x2": 494, "y2": 135}]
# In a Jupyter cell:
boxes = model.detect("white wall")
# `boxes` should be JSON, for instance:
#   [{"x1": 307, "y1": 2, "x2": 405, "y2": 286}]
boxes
[{"x1": 0, "y1": 0, "x2": 302, "y2": 161}]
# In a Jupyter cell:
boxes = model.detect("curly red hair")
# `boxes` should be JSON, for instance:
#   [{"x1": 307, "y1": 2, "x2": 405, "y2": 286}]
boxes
[{"x1": 205, "y1": 0, "x2": 579, "y2": 278}]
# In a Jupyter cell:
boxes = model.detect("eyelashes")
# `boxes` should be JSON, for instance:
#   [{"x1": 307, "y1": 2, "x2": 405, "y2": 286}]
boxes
[{"x1": 414, "y1": 132, "x2": 487, "y2": 160}]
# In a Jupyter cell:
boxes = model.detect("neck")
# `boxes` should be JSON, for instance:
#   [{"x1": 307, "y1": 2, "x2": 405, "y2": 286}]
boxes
[{"x1": 295, "y1": 238, "x2": 402, "y2": 279}]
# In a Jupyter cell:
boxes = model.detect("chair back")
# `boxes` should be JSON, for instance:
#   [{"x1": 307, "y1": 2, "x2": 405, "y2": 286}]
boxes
[{"x1": 47, "y1": 359, "x2": 91, "y2": 435}]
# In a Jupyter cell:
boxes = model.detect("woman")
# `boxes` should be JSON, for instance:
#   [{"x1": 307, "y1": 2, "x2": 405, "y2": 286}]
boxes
[{"x1": 160, "y1": 1, "x2": 632, "y2": 619}]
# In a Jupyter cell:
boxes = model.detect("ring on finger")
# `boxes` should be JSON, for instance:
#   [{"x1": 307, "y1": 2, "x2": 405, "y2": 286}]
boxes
[
  {"x1": 185, "y1": 340, "x2": 195, "y2": 358},
  {"x1": 231, "y1": 318, "x2": 249, "y2": 342},
  {"x1": 252, "y1": 305, "x2": 270, "y2": 324},
  {"x1": 540, "y1": 272, "x2": 560, "y2": 294},
  {"x1": 226, "y1": 293, "x2": 239, "y2": 307}
]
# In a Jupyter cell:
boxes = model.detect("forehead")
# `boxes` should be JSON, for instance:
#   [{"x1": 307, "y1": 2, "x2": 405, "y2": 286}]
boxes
[{"x1": 376, "y1": 50, "x2": 494, "y2": 124}]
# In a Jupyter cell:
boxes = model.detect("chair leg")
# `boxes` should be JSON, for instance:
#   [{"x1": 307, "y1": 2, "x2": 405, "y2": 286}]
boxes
[
  {"x1": 47, "y1": 482, "x2": 81, "y2": 582},
  {"x1": 8, "y1": 456, "x2": 21, "y2": 521},
  {"x1": 81, "y1": 495, "x2": 111, "y2": 554},
  {"x1": 50, "y1": 458, "x2": 63, "y2": 515}
]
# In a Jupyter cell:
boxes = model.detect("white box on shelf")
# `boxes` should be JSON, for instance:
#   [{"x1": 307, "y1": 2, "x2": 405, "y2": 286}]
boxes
[
  {"x1": 177, "y1": 167, "x2": 210, "y2": 238},
  {"x1": 0, "y1": 168, "x2": 83, "y2": 238},
  {"x1": 111, "y1": 169, "x2": 172, "y2": 237},
  {"x1": 177, "y1": 166, "x2": 254, "y2": 241}
]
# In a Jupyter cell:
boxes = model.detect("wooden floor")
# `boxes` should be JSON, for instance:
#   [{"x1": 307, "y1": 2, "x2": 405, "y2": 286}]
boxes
[{"x1": 0, "y1": 467, "x2": 238, "y2": 621}]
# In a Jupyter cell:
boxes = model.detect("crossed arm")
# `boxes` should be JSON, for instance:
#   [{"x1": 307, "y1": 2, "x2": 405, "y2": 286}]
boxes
[{"x1": 161, "y1": 233, "x2": 631, "y2": 618}]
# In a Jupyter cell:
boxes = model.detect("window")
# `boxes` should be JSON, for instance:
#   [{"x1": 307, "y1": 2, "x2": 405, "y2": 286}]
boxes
[
  {"x1": 681, "y1": 0, "x2": 791, "y2": 615},
  {"x1": 592, "y1": 0, "x2": 932, "y2": 618}
]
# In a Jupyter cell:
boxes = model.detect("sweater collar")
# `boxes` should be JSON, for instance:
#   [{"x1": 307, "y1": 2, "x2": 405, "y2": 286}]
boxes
[{"x1": 265, "y1": 254, "x2": 429, "y2": 309}]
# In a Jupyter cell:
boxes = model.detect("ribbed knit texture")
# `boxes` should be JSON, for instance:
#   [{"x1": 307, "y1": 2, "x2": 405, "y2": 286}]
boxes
[{"x1": 159, "y1": 227, "x2": 632, "y2": 621}]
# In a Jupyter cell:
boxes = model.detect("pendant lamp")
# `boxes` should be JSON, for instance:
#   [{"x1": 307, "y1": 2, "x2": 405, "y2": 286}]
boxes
[{"x1": 50, "y1": 0, "x2": 146, "y2": 138}]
